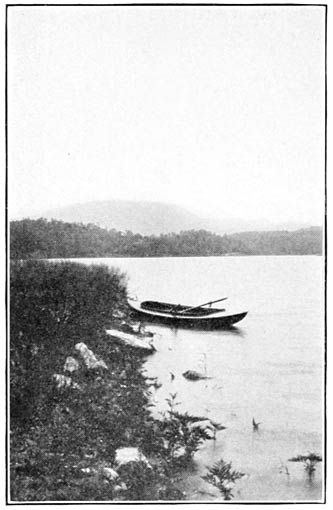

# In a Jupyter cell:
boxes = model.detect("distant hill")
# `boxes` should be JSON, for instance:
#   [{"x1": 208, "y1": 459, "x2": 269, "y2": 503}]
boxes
[
  {"x1": 10, "y1": 219, "x2": 322, "y2": 259},
  {"x1": 35, "y1": 200, "x2": 203, "y2": 235},
  {"x1": 26, "y1": 200, "x2": 311, "y2": 235}
]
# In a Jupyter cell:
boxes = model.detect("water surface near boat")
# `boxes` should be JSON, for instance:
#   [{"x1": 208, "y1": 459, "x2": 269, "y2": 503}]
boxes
[{"x1": 67, "y1": 255, "x2": 324, "y2": 502}]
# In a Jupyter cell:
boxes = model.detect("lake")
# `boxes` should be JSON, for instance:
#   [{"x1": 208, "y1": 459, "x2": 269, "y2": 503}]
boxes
[{"x1": 73, "y1": 255, "x2": 325, "y2": 502}]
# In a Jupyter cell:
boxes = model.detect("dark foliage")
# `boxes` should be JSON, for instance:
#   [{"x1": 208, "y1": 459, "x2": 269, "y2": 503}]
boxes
[
  {"x1": 152, "y1": 394, "x2": 214, "y2": 468},
  {"x1": 229, "y1": 227, "x2": 322, "y2": 255},
  {"x1": 10, "y1": 261, "x2": 215, "y2": 502},
  {"x1": 202, "y1": 459, "x2": 245, "y2": 500},
  {"x1": 10, "y1": 261, "x2": 159, "y2": 501},
  {"x1": 10, "y1": 260, "x2": 127, "y2": 430},
  {"x1": 288, "y1": 453, "x2": 322, "y2": 478},
  {"x1": 10, "y1": 219, "x2": 322, "y2": 259}
]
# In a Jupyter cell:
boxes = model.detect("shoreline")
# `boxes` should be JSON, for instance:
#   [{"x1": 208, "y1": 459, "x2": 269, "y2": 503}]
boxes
[{"x1": 9, "y1": 260, "x2": 219, "y2": 502}]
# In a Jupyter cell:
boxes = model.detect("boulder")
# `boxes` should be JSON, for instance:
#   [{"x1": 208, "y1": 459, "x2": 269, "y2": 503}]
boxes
[
  {"x1": 113, "y1": 482, "x2": 128, "y2": 493},
  {"x1": 172, "y1": 446, "x2": 187, "y2": 459},
  {"x1": 182, "y1": 370, "x2": 210, "y2": 381},
  {"x1": 188, "y1": 419, "x2": 226, "y2": 438},
  {"x1": 75, "y1": 342, "x2": 108, "y2": 370},
  {"x1": 115, "y1": 447, "x2": 151, "y2": 468},
  {"x1": 81, "y1": 464, "x2": 119, "y2": 482},
  {"x1": 188, "y1": 420, "x2": 216, "y2": 439},
  {"x1": 101, "y1": 467, "x2": 119, "y2": 481},
  {"x1": 188, "y1": 419, "x2": 215, "y2": 432},
  {"x1": 64, "y1": 356, "x2": 80, "y2": 373},
  {"x1": 106, "y1": 329, "x2": 156, "y2": 353},
  {"x1": 53, "y1": 374, "x2": 81, "y2": 390}
]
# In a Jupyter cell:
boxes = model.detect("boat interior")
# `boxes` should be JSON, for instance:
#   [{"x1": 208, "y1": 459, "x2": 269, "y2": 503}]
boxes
[{"x1": 140, "y1": 300, "x2": 225, "y2": 316}]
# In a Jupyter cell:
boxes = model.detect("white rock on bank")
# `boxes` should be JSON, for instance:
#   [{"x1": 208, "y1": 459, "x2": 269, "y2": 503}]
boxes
[
  {"x1": 115, "y1": 447, "x2": 151, "y2": 468},
  {"x1": 188, "y1": 420, "x2": 216, "y2": 433},
  {"x1": 53, "y1": 374, "x2": 81, "y2": 390},
  {"x1": 173, "y1": 446, "x2": 187, "y2": 459},
  {"x1": 80, "y1": 465, "x2": 119, "y2": 483},
  {"x1": 75, "y1": 342, "x2": 108, "y2": 370},
  {"x1": 64, "y1": 356, "x2": 80, "y2": 373},
  {"x1": 106, "y1": 329, "x2": 156, "y2": 353},
  {"x1": 102, "y1": 467, "x2": 119, "y2": 481},
  {"x1": 188, "y1": 419, "x2": 226, "y2": 439}
]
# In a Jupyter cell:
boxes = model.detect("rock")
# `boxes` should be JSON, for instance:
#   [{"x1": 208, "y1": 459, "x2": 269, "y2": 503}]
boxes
[
  {"x1": 188, "y1": 419, "x2": 215, "y2": 432},
  {"x1": 75, "y1": 342, "x2": 108, "y2": 370},
  {"x1": 182, "y1": 370, "x2": 210, "y2": 381},
  {"x1": 146, "y1": 376, "x2": 162, "y2": 389},
  {"x1": 81, "y1": 464, "x2": 119, "y2": 482},
  {"x1": 113, "y1": 310, "x2": 126, "y2": 319},
  {"x1": 188, "y1": 419, "x2": 227, "y2": 438},
  {"x1": 114, "y1": 482, "x2": 127, "y2": 493},
  {"x1": 188, "y1": 420, "x2": 215, "y2": 439},
  {"x1": 115, "y1": 447, "x2": 151, "y2": 468},
  {"x1": 173, "y1": 446, "x2": 187, "y2": 458},
  {"x1": 106, "y1": 329, "x2": 156, "y2": 353},
  {"x1": 101, "y1": 467, "x2": 119, "y2": 481},
  {"x1": 53, "y1": 374, "x2": 81, "y2": 390},
  {"x1": 210, "y1": 420, "x2": 227, "y2": 431},
  {"x1": 64, "y1": 356, "x2": 80, "y2": 373}
]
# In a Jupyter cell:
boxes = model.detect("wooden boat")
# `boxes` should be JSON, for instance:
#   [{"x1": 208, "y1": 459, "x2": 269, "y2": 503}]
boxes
[{"x1": 128, "y1": 297, "x2": 247, "y2": 329}]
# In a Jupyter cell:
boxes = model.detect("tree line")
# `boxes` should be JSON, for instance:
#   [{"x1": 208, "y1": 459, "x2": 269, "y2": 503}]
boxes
[{"x1": 10, "y1": 218, "x2": 322, "y2": 259}]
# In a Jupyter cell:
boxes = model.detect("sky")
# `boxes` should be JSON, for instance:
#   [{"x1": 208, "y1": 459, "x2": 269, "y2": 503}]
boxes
[{"x1": 8, "y1": 5, "x2": 326, "y2": 224}]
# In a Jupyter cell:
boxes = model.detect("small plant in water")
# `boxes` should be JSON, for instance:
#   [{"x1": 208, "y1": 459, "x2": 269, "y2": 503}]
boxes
[
  {"x1": 157, "y1": 393, "x2": 214, "y2": 466},
  {"x1": 202, "y1": 459, "x2": 245, "y2": 500},
  {"x1": 288, "y1": 453, "x2": 322, "y2": 479}
]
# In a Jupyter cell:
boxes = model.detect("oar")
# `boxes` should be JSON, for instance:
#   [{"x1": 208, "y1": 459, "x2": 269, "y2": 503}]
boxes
[{"x1": 181, "y1": 297, "x2": 228, "y2": 314}]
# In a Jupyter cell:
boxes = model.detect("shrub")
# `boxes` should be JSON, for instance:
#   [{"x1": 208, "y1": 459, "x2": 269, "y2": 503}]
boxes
[
  {"x1": 202, "y1": 459, "x2": 244, "y2": 500},
  {"x1": 10, "y1": 261, "x2": 159, "y2": 501},
  {"x1": 288, "y1": 453, "x2": 322, "y2": 479},
  {"x1": 154, "y1": 394, "x2": 213, "y2": 467},
  {"x1": 10, "y1": 260, "x2": 127, "y2": 430}
]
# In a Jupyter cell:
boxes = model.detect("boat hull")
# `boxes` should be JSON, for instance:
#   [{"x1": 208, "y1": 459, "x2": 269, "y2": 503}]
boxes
[{"x1": 128, "y1": 302, "x2": 247, "y2": 329}]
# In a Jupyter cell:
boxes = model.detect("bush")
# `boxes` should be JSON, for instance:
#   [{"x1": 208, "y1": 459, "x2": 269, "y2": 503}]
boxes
[
  {"x1": 10, "y1": 260, "x2": 127, "y2": 430},
  {"x1": 202, "y1": 459, "x2": 244, "y2": 500},
  {"x1": 9, "y1": 261, "x2": 217, "y2": 502},
  {"x1": 154, "y1": 394, "x2": 214, "y2": 467},
  {"x1": 288, "y1": 453, "x2": 322, "y2": 479},
  {"x1": 10, "y1": 261, "x2": 159, "y2": 501}
]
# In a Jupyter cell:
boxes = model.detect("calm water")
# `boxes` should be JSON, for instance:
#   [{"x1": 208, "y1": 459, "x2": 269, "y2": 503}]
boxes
[{"x1": 73, "y1": 255, "x2": 324, "y2": 502}]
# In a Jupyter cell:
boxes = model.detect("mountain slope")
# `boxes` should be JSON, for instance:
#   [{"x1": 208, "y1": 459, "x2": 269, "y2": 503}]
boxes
[
  {"x1": 35, "y1": 200, "x2": 204, "y2": 235},
  {"x1": 29, "y1": 200, "x2": 311, "y2": 235}
]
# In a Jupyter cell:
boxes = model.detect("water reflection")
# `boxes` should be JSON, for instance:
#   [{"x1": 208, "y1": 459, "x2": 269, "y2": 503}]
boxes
[{"x1": 139, "y1": 320, "x2": 246, "y2": 337}]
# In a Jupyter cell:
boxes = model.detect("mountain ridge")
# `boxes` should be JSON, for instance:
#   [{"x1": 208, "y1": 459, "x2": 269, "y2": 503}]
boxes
[{"x1": 24, "y1": 199, "x2": 314, "y2": 235}]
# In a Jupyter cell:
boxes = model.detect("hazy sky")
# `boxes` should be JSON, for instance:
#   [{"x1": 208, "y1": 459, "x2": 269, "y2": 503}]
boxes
[{"x1": 8, "y1": 5, "x2": 325, "y2": 223}]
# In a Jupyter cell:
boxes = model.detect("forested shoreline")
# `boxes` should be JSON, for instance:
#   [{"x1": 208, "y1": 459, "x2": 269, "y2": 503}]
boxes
[{"x1": 10, "y1": 218, "x2": 322, "y2": 259}]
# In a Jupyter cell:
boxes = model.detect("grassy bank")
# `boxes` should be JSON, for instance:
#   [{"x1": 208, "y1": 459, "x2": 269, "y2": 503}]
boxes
[{"x1": 10, "y1": 261, "x2": 214, "y2": 501}]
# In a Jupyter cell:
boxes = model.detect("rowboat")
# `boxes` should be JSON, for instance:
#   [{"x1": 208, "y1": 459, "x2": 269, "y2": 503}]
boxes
[{"x1": 127, "y1": 297, "x2": 247, "y2": 329}]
